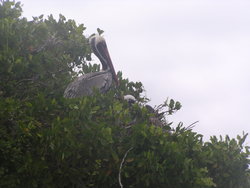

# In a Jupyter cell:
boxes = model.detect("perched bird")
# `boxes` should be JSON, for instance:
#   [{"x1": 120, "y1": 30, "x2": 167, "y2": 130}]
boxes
[
  {"x1": 123, "y1": 94, "x2": 136, "y2": 104},
  {"x1": 64, "y1": 34, "x2": 119, "y2": 98},
  {"x1": 123, "y1": 94, "x2": 166, "y2": 128}
]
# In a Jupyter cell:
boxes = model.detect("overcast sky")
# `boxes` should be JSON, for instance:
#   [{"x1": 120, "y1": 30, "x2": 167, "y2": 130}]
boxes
[{"x1": 20, "y1": 0, "x2": 250, "y2": 143}]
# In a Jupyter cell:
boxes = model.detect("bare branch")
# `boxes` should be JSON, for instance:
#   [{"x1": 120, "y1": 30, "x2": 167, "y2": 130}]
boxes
[
  {"x1": 30, "y1": 32, "x2": 61, "y2": 54},
  {"x1": 186, "y1": 121, "x2": 199, "y2": 130},
  {"x1": 119, "y1": 147, "x2": 133, "y2": 188}
]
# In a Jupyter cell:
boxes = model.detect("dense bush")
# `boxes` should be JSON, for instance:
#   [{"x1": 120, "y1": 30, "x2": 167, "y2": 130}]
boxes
[{"x1": 0, "y1": 1, "x2": 250, "y2": 187}]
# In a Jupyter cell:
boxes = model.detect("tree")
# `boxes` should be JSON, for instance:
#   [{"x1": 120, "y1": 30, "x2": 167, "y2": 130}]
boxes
[{"x1": 0, "y1": 1, "x2": 249, "y2": 187}]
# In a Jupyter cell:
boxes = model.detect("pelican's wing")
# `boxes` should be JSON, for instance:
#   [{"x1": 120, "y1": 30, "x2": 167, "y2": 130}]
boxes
[{"x1": 64, "y1": 71, "x2": 112, "y2": 98}]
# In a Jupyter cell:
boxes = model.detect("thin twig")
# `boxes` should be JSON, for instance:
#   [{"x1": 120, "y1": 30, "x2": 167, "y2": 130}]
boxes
[
  {"x1": 16, "y1": 78, "x2": 35, "y2": 85},
  {"x1": 124, "y1": 125, "x2": 132, "y2": 129},
  {"x1": 186, "y1": 121, "x2": 199, "y2": 130},
  {"x1": 119, "y1": 147, "x2": 133, "y2": 188}
]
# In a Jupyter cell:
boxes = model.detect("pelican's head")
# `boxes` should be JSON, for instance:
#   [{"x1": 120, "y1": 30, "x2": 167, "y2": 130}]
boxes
[{"x1": 89, "y1": 34, "x2": 119, "y2": 86}]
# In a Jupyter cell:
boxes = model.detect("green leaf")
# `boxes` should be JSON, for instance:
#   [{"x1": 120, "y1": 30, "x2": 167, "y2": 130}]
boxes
[
  {"x1": 111, "y1": 150, "x2": 119, "y2": 162},
  {"x1": 97, "y1": 28, "x2": 104, "y2": 35},
  {"x1": 169, "y1": 99, "x2": 175, "y2": 109}
]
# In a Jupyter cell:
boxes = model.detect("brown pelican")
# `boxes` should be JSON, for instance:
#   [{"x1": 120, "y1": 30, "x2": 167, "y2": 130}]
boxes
[
  {"x1": 123, "y1": 94, "x2": 166, "y2": 127},
  {"x1": 64, "y1": 34, "x2": 119, "y2": 98},
  {"x1": 124, "y1": 94, "x2": 136, "y2": 104}
]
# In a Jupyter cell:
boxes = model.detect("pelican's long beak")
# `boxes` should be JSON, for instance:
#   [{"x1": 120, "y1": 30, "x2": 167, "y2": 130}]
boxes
[
  {"x1": 103, "y1": 47, "x2": 119, "y2": 86},
  {"x1": 98, "y1": 41, "x2": 119, "y2": 86}
]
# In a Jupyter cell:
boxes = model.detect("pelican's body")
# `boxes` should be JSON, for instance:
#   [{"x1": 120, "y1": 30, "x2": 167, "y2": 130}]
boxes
[
  {"x1": 64, "y1": 71, "x2": 112, "y2": 98},
  {"x1": 64, "y1": 35, "x2": 118, "y2": 98}
]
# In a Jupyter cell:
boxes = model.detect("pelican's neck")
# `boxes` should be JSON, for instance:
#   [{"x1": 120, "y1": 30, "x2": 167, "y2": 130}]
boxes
[
  {"x1": 89, "y1": 34, "x2": 119, "y2": 85},
  {"x1": 90, "y1": 35, "x2": 108, "y2": 70}
]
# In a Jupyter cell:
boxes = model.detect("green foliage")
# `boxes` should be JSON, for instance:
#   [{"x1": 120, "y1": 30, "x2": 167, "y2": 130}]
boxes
[
  {"x1": 203, "y1": 135, "x2": 250, "y2": 188},
  {"x1": 0, "y1": 0, "x2": 90, "y2": 100},
  {"x1": 0, "y1": 1, "x2": 250, "y2": 187}
]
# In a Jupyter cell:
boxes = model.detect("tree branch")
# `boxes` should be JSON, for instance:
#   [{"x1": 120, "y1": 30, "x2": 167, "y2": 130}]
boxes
[
  {"x1": 119, "y1": 147, "x2": 133, "y2": 188},
  {"x1": 186, "y1": 121, "x2": 199, "y2": 130}
]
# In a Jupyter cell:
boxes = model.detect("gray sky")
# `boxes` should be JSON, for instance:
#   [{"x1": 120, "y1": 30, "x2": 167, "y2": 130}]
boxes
[{"x1": 20, "y1": 0, "x2": 250, "y2": 143}]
